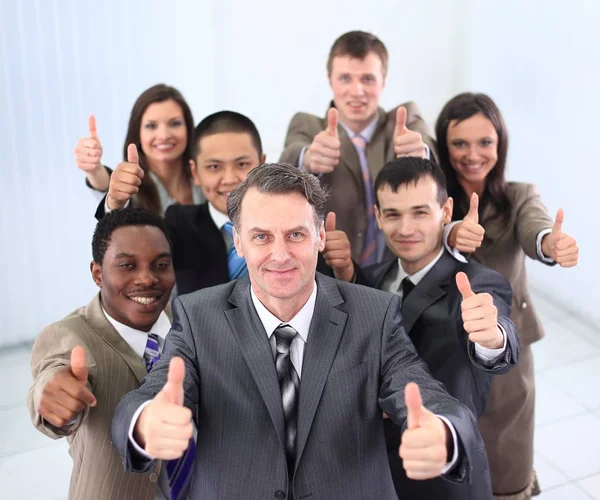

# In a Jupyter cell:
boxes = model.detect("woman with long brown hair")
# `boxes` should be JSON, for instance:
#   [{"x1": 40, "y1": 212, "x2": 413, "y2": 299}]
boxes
[
  {"x1": 75, "y1": 83, "x2": 203, "y2": 214},
  {"x1": 436, "y1": 92, "x2": 579, "y2": 500}
]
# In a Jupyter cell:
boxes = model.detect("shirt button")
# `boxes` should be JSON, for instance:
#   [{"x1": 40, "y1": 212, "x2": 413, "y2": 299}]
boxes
[
  {"x1": 149, "y1": 472, "x2": 158, "y2": 483},
  {"x1": 274, "y1": 491, "x2": 285, "y2": 499},
  {"x1": 521, "y1": 301, "x2": 528, "y2": 310},
  {"x1": 357, "y1": 232, "x2": 363, "y2": 238}
]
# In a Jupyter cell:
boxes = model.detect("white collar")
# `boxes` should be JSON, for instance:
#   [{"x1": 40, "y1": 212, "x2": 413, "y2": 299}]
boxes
[
  {"x1": 208, "y1": 202, "x2": 231, "y2": 230},
  {"x1": 398, "y1": 247, "x2": 446, "y2": 287},
  {"x1": 250, "y1": 282, "x2": 317, "y2": 344},
  {"x1": 102, "y1": 307, "x2": 171, "y2": 360},
  {"x1": 339, "y1": 110, "x2": 380, "y2": 142}
]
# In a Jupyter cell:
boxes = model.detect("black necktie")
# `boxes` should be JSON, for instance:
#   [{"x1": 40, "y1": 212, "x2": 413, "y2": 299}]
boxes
[
  {"x1": 401, "y1": 277, "x2": 415, "y2": 299},
  {"x1": 274, "y1": 324, "x2": 300, "y2": 475}
]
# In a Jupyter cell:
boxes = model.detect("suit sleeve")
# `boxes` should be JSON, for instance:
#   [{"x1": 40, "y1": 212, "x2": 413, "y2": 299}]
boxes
[
  {"x1": 279, "y1": 113, "x2": 321, "y2": 166},
  {"x1": 111, "y1": 296, "x2": 201, "y2": 473},
  {"x1": 463, "y1": 267, "x2": 520, "y2": 374},
  {"x1": 515, "y1": 184, "x2": 555, "y2": 261},
  {"x1": 27, "y1": 323, "x2": 98, "y2": 439},
  {"x1": 378, "y1": 295, "x2": 478, "y2": 483}
]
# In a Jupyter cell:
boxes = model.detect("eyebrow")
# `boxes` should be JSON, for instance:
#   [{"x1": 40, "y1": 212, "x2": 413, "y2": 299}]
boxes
[
  {"x1": 247, "y1": 225, "x2": 308, "y2": 233},
  {"x1": 203, "y1": 154, "x2": 252, "y2": 164},
  {"x1": 381, "y1": 204, "x2": 431, "y2": 213},
  {"x1": 114, "y1": 252, "x2": 172, "y2": 259}
]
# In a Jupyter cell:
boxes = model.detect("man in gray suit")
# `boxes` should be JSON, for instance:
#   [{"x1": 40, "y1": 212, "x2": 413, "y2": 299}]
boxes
[
  {"x1": 112, "y1": 163, "x2": 483, "y2": 500},
  {"x1": 364, "y1": 157, "x2": 520, "y2": 499}
]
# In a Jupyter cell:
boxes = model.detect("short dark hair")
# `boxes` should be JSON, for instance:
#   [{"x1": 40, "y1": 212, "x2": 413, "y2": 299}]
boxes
[
  {"x1": 92, "y1": 208, "x2": 171, "y2": 265},
  {"x1": 435, "y1": 92, "x2": 510, "y2": 219},
  {"x1": 374, "y1": 157, "x2": 448, "y2": 208},
  {"x1": 227, "y1": 163, "x2": 329, "y2": 230},
  {"x1": 327, "y1": 31, "x2": 388, "y2": 77},
  {"x1": 191, "y1": 111, "x2": 263, "y2": 159}
]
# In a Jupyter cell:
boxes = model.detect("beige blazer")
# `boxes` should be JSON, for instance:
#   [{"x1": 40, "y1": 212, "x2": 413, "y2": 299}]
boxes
[
  {"x1": 473, "y1": 182, "x2": 554, "y2": 345},
  {"x1": 280, "y1": 102, "x2": 437, "y2": 261},
  {"x1": 27, "y1": 293, "x2": 171, "y2": 500}
]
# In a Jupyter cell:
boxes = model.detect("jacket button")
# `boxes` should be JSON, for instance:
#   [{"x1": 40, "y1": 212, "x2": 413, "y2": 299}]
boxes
[
  {"x1": 149, "y1": 472, "x2": 158, "y2": 483},
  {"x1": 274, "y1": 491, "x2": 285, "y2": 499},
  {"x1": 357, "y1": 232, "x2": 363, "y2": 238},
  {"x1": 521, "y1": 301, "x2": 528, "y2": 310}
]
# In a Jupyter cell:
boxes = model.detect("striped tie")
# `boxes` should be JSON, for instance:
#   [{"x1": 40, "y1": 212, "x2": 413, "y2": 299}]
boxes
[
  {"x1": 222, "y1": 222, "x2": 248, "y2": 280},
  {"x1": 144, "y1": 334, "x2": 196, "y2": 499},
  {"x1": 143, "y1": 333, "x2": 160, "y2": 372},
  {"x1": 351, "y1": 135, "x2": 379, "y2": 266},
  {"x1": 273, "y1": 324, "x2": 300, "y2": 476}
]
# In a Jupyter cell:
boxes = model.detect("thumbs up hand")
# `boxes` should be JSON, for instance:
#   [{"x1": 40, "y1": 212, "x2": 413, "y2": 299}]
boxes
[
  {"x1": 303, "y1": 108, "x2": 341, "y2": 174},
  {"x1": 74, "y1": 115, "x2": 104, "y2": 173},
  {"x1": 456, "y1": 272, "x2": 503, "y2": 349},
  {"x1": 399, "y1": 382, "x2": 450, "y2": 480},
  {"x1": 134, "y1": 357, "x2": 194, "y2": 460},
  {"x1": 393, "y1": 106, "x2": 427, "y2": 159},
  {"x1": 541, "y1": 209, "x2": 579, "y2": 267},
  {"x1": 448, "y1": 193, "x2": 485, "y2": 253},
  {"x1": 107, "y1": 144, "x2": 145, "y2": 210},
  {"x1": 322, "y1": 212, "x2": 355, "y2": 282},
  {"x1": 38, "y1": 346, "x2": 97, "y2": 428}
]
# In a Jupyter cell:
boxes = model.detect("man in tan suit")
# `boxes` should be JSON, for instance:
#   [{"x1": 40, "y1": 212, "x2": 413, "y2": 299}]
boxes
[
  {"x1": 27, "y1": 208, "x2": 176, "y2": 500},
  {"x1": 280, "y1": 30, "x2": 437, "y2": 265}
]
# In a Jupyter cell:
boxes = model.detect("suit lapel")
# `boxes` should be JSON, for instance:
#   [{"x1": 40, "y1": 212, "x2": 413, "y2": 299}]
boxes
[
  {"x1": 85, "y1": 294, "x2": 148, "y2": 383},
  {"x1": 224, "y1": 280, "x2": 287, "y2": 451},
  {"x1": 295, "y1": 274, "x2": 348, "y2": 470},
  {"x1": 476, "y1": 201, "x2": 504, "y2": 259},
  {"x1": 401, "y1": 252, "x2": 456, "y2": 333}
]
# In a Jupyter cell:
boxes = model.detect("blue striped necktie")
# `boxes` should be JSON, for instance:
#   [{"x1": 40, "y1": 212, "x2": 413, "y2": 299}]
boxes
[
  {"x1": 222, "y1": 222, "x2": 248, "y2": 280},
  {"x1": 351, "y1": 135, "x2": 379, "y2": 266},
  {"x1": 144, "y1": 334, "x2": 196, "y2": 500}
]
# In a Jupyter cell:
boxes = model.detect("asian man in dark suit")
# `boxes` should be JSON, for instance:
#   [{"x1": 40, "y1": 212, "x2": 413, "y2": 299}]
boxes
[
  {"x1": 96, "y1": 111, "x2": 364, "y2": 294},
  {"x1": 364, "y1": 157, "x2": 520, "y2": 500},
  {"x1": 112, "y1": 162, "x2": 485, "y2": 500}
]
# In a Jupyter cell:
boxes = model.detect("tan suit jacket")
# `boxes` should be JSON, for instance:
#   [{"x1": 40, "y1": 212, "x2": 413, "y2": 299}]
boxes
[
  {"x1": 27, "y1": 294, "x2": 171, "y2": 500},
  {"x1": 473, "y1": 182, "x2": 554, "y2": 346},
  {"x1": 280, "y1": 102, "x2": 437, "y2": 261}
]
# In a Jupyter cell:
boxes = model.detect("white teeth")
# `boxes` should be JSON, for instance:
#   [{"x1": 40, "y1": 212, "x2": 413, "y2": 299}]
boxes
[
  {"x1": 155, "y1": 144, "x2": 174, "y2": 150},
  {"x1": 129, "y1": 296, "x2": 157, "y2": 305}
]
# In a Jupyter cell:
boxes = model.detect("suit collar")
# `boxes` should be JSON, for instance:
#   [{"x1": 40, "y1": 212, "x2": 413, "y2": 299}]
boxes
[
  {"x1": 84, "y1": 294, "x2": 148, "y2": 383},
  {"x1": 401, "y1": 251, "x2": 458, "y2": 333},
  {"x1": 225, "y1": 274, "x2": 348, "y2": 475},
  {"x1": 365, "y1": 259, "x2": 398, "y2": 289}
]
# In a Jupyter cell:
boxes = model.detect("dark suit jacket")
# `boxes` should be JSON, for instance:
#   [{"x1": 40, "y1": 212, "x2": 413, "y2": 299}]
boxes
[
  {"x1": 280, "y1": 102, "x2": 437, "y2": 261},
  {"x1": 112, "y1": 274, "x2": 483, "y2": 500},
  {"x1": 365, "y1": 251, "x2": 520, "y2": 500}
]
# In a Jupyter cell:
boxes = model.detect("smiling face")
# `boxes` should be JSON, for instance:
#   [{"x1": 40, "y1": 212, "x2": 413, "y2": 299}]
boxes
[
  {"x1": 328, "y1": 52, "x2": 386, "y2": 133},
  {"x1": 233, "y1": 188, "x2": 325, "y2": 315},
  {"x1": 190, "y1": 132, "x2": 265, "y2": 215},
  {"x1": 91, "y1": 225, "x2": 175, "y2": 332},
  {"x1": 446, "y1": 112, "x2": 499, "y2": 194},
  {"x1": 139, "y1": 99, "x2": 188, "y2": 165},
  {"x1": 375, "y1": 176, "x2": 453, "y2": 275}
]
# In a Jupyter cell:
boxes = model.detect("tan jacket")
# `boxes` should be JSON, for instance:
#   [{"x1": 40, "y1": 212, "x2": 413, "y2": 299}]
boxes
[
  {"x1": 27, "y1": 294, "x2": 171, "y2": 500},
  {"x1": 473, "y1": 182, "x2": 554, "y2": 345},
  {"x1": 280, "y1": 102, "x2": 436, "y2": 261}
]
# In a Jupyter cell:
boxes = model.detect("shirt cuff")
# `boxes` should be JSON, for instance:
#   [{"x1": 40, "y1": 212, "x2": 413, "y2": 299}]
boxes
[
  {"x1": 128, "y1": 400, "x2": 155, "y2": 459},
  {"x1": 442, "y1": 221, "x2": 467, "y2": 263},
  {"x1": 536, "y1": 228, "x2": 555, "y2": 263},
  {"x1": 474, "y1": 323, "x2": 507, "y2": 365},
  {"x1": 104, "y1": 197, "x2": 130, "y2": 214},
  {"x1": 298, "y1": 147, "x2": 323, "y2": 178},
  {"x1": 437, "y1": 415, "x2": 459, "y2": 474},
  {"x1": 424, "y1": 143, "x2": 431, "y2": 160}
]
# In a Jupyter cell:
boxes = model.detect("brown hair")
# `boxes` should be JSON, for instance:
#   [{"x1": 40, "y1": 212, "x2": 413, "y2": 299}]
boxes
[
  {"x1": 435, "y1": 92, "x2": 511, "y2": 220},
  {"x1": 123, "y1": 84, "x2": 195, "y2": 214},
  {"x1": 326, "y1": 31, "x2": 388, "y2": 77}
]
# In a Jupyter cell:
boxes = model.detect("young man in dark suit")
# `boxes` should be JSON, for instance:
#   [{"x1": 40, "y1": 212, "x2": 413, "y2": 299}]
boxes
[
  {"x1": 364, "y1": 157, "x2": 520, "y2": 500},
  {"x1": 97, "y1": 111, "x2": 362, "y2": 294}
]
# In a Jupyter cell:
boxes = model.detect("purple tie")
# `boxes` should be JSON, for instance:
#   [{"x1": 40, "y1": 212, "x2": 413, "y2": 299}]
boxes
[
  {"x1": 351, "y1": 135, "x2": 378, "y2": 266},
  {"x1": 144, "y1": 334, "x2": 196, "y2": 500}
]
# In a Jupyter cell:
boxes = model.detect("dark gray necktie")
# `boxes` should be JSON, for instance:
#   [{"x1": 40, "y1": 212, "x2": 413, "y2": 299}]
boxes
[
  {"x1": 274, "y1": 324, "x2": 300, "y2": 474},
  {"x1": 401, "y1": 277, "x2": 415, "y2": 299}
]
